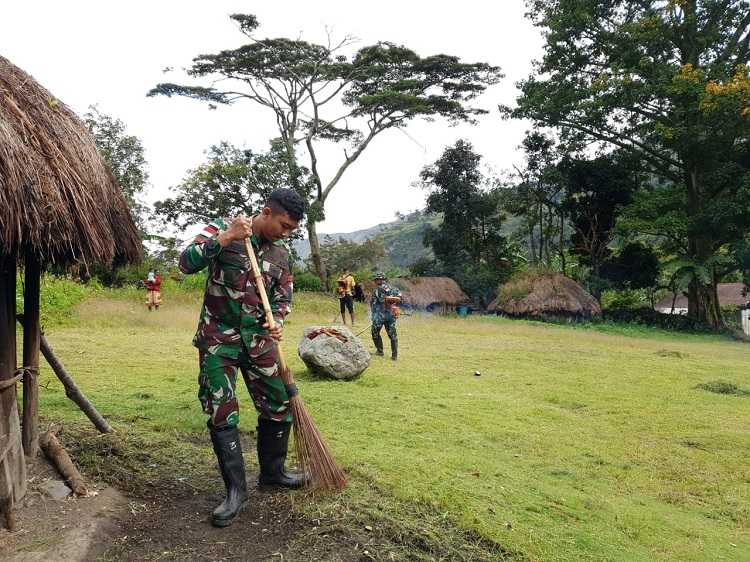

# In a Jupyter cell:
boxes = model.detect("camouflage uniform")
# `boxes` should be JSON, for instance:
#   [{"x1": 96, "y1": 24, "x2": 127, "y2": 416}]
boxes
[
  {"x1": 180, "y1": 218, "x2": 293, "y2": 428},
  {"x1": 370, "y1": 282, "x2": 401, "y2": 358}
]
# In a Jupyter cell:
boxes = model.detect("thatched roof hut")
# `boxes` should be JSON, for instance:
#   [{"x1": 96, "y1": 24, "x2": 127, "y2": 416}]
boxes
[
  {"x1": 0, "y1": 55, "x2": 141, "y2": 526},
  {"x1": 489, "y1": 272, "x2": 601, "y2": 318},
  {"x1": 390, "y1": 276, "x2": 469, "y2": 313},
  {"x1": 0, "y1": 55, "x2": 141, "y2": 266}
]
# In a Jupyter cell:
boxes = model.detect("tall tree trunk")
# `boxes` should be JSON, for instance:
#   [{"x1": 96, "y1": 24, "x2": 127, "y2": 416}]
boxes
[
  {"x1": 684, "y1": 165, "x2": 724, "y2": 328},
  {"x1": 307, "y1": 221, "x2": 327, "y2": 289},
  {"x1": 527, "y1": 222, "x2": 537, "y2": 265},
  {"x1": 558, "y1": 209, "x2": 566, "y2": 275}
]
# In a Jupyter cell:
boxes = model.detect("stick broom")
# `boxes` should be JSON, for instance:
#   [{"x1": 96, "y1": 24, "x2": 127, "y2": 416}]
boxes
[{"x1": 244, "y1": 236, "x2": 347, "y2": 491}]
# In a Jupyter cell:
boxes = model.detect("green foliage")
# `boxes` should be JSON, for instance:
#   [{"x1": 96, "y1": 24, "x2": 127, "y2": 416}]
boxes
[
  {"x1": 378, "y1": 211, "x2": 440, "y2": 268},
  {"x1": 600, "y1": 242, "x2": 661, "y2": 291},
  {"x1": 721, "y1": 305, "x2": 744, "y2": 331},
  {"x1": 16, "y1": 274, "x2": 100, "y2": 327},
  {"x1": 502, "y1": 130, "x2": 567, "y2": 268},
  {"x1": 600, "y1": 308, "x2": 720, "y2": 333},
  {"x1": 600, "y1": 288, "x2": 654, "y2": 311},
  {"x1": 83, "y1": 106, "x2": 149, "y2": 230},
  {"x1": 176, "y1": 270, "x2": 209, "y2": 292},
  {"x1": 408, "y1": 256, "x2": 440, "y2": 277},
  {"x1": 293, "y1": 270, "x2": 323, "y2": 292},
  {"x1": 420, "y1": 140, "x2": 520, "y2": 305},
  {"x1": 316, "y1": 236, "x2": 386, "y2": 279},
  {"x1": 153, "y1": 140, "x2": 312, "y2": 231},
  {"x1": 510, "y1": 0, "x2": 750, "y2": 326},
  {"x1": 561, "y1": 153, "x2": 640, "y2": 276},
  {"x1": 148, "y1": 14, "x2": 503, "y2": 282}
]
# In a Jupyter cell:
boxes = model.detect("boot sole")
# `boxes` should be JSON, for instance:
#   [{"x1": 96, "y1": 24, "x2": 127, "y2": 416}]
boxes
[
  {"x1": 258, "y1": 480, "x2": 304, "y2": 490},
  {"x1": 210, "y1": 498, "x2": 249, "y2": 527}
]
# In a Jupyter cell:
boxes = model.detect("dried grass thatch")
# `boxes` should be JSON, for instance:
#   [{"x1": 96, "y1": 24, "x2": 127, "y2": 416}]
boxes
[
  {"x1": 489, "y1": 272, "x2": 601, "y2": 318},
  {"x1": 390, "y1": 276, "x2": 469, "y2": 308},
  {"x1": 0, "y1": 55, "x2": 140, "y2": 267}
]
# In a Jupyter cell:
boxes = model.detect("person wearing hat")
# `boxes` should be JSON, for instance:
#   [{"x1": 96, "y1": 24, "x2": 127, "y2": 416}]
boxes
[{"x1": 370, "y1": 272, "x2": 401, "y2": 360}]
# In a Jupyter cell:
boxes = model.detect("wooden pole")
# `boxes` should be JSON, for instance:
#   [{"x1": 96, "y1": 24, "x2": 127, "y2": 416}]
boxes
[
  {"x1": 39, "y1": 334, "x2": 114, "y2": 434},
  {"x1": 0, "y1": 254, "x2": 26, "y2": 529},
  {"x1": 22, "y1": 250, "x2": 41, "y2": 457}
]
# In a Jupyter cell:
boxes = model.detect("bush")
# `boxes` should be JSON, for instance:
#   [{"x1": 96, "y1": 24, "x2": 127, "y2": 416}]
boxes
[
  {"x1": 601, "y1": 288, "x2": 652, "y2": 310},
  {"x1": 175, "y1": 270, "x2": 209, "y2": 292},
  {"x1": 16, "y1": 274, "x2": 101, "y2": 326},
  {"x1": 294, "y1": 271, "x2": 323, "y2": 292},
  {"x1": 721, "y1": 305, "x2": 742, "y2": 331},
  {"x1": 601, "y1": 308, "x2": 716, "y2": 333}
]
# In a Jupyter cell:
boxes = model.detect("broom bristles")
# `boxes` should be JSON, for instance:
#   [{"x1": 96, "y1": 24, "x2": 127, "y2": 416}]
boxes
[{"x1": 290, "y1": 396, "x2": 347, "y2": 491}]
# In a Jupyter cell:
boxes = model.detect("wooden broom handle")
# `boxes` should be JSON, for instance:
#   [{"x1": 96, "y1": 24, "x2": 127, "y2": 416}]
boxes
[{"x1": 243, "y1": 236, "x2": 295, "y2": 387}]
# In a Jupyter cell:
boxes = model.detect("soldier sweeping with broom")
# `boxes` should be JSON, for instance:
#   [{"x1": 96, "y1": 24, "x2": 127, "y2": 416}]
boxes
[{"x1": 179, "y1": 189, "x2": 323, "y2": 528}]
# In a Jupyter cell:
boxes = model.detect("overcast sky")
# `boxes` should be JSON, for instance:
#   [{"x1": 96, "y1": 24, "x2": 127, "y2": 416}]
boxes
[{"x1": 2, "y1": 1, "x2": 543, "y2": 235}]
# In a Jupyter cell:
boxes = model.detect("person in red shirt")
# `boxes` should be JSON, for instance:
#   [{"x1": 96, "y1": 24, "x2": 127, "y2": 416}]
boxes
[{"x1": 145, "y1": 270, "x2": 163, "y2": 311}]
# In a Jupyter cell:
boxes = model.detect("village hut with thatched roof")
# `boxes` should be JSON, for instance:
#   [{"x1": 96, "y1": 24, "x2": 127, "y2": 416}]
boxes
[
  {"x1": 390, "y1": 276, "x2": 470, "y2": 314},
  {"x1": 0, "y1": 54, "x2": 140, "y2": 528},
  {"x1": 488, "y1": 272, "x2": 601, "y2": 319}
]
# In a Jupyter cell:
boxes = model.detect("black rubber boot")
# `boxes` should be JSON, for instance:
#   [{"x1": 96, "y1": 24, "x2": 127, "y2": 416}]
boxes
[
  {"x1": 257, "y1": 418, "x2": 305, "y2": 489},
  {"x1": 372, "y1": 327, "x2": 384, "y2": 356},
  {"x1": 390, "y1": 339, "x2": 398, "y2": 361},
  {"x1": 209, "y1": 424, "x2": 249, "y2": 527}
]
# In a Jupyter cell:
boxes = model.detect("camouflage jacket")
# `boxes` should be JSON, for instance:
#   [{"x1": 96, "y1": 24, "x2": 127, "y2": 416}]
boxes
[
  {"x1": 179, "y1": 218, "x2": 293, "y2": 358},
  {"x1": 370, "y1": 283, "x2": 401, "y2": 324}
]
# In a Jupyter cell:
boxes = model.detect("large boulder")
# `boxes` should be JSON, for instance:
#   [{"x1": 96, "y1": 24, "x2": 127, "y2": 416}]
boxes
[{"x1": 297, "y1": 325, "x2": 370, "y2": 380}]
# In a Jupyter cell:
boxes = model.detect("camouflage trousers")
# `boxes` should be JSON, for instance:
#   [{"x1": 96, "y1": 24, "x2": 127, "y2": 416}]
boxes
[
  {"x1": 371, "y1": 320, "x2": 397, "y2": 355},
  {"x1": 198, "y1": 340, "x2": 292, "y2": 428}
]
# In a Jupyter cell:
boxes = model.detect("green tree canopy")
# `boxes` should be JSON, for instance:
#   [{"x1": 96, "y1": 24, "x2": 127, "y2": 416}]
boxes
[
  {"x1": 508, "y1": 0, "x2": 750, "y2": 327},
  {"x1": 149, "y1": 13, "x2": 502, "y2": 285},
  {"x1": 153, "y1": 141, "x2": 312, "y2": 231},
  {"x1": 316, "y1": 236, "x2": 386, "y2": 279},
  {"x1": 560, "y1": 152, "x2": 641, "y2": 285},
  {"x1": 84, "y1": 106, "x2": 149, "y2": 230},
  {"x1": 420, "y1": 140, "x2": 518, "y2": 305}
]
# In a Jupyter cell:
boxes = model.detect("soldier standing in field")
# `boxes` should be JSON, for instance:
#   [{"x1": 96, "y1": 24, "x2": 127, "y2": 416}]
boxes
[
  {"x1": 370, "y1": 272, "x2": 401, "y2": 360},
  {"x1": 179, "y1": 188, "x2": 306, "y2": 528}
]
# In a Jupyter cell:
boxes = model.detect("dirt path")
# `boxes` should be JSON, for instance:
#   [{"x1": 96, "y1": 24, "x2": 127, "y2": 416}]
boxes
[{"x1": 0, "y1": 456, "x2": 368, "y2": 562}]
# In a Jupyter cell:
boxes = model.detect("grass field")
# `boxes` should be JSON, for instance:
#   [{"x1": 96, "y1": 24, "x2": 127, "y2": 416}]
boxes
[{"x1": 24, "y1": 290, "x2": 750, "y2": 561}]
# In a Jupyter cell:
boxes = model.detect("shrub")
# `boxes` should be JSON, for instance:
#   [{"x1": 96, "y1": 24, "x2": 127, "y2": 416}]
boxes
[
  {"x1": 695, "y1": 380, "x2": 749, "y2": 396},
  {"x1": 720, "y1": 305, "x2": 742, "y2": 331},
  {"x1": 16, "y1": 274, "x2": 101, "y2": 326},
  {"x1": 294, "y1": 271, "x2": 323, "y2": 292},
  {"x1": 601, "y1": 288, "x2": 652, "y2": 310},
  {"x1": 601, "y1": 308, "x2": 716, "y2": 332}
]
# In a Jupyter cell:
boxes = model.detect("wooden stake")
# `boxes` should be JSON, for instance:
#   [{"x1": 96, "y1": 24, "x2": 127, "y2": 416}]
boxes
[{"x1": 22, "y1": 249, "x2": 41, "y2": 457}]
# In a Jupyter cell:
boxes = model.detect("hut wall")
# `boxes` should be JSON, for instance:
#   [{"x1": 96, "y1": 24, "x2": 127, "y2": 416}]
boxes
[{"x1": 0, "y1": 257, "x2": 27, "y2": 507}]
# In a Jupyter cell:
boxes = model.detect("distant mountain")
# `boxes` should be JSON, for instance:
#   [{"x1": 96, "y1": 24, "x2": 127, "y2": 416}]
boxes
[
  {"x1": 292, "y1": 210, "x2": 526, "y2": 269},
  {"x1": 292, "y1": 212, "x2": 438, "y2": 268}
]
